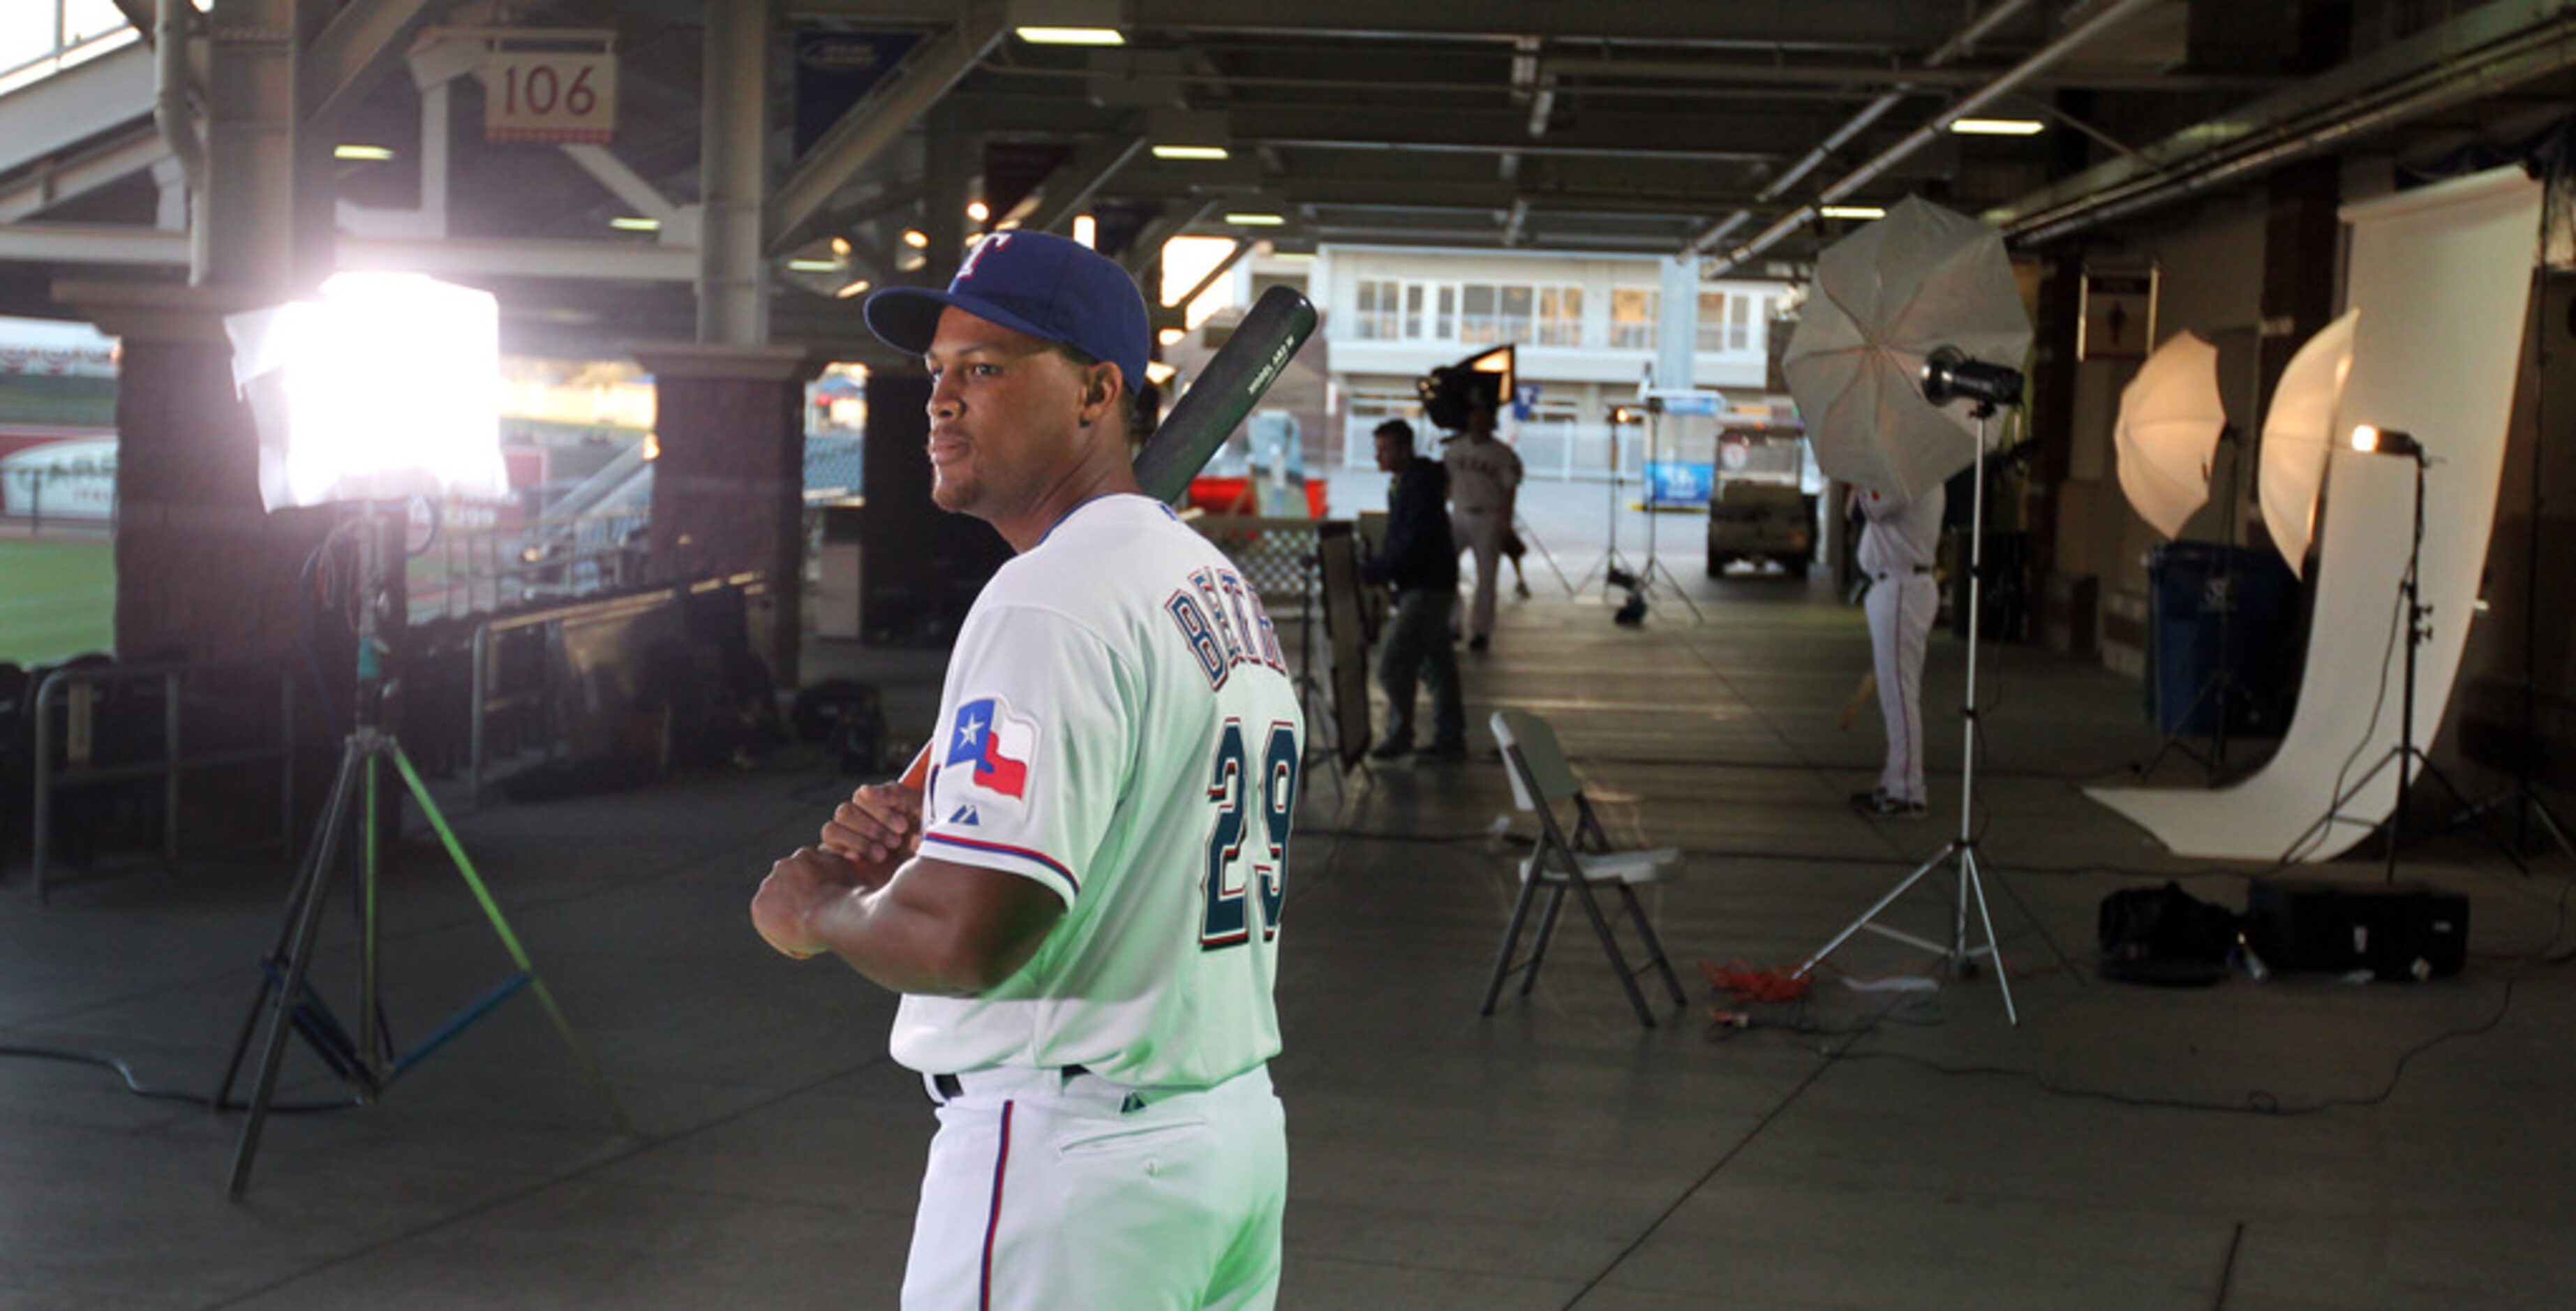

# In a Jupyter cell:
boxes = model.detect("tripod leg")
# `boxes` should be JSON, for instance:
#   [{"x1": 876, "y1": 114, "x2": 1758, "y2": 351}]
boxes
[
  {"x1": 387, "y1": 745, "x2": 632, "y2": 1132},
  {"x1": 228, "y1": 744, "x2": 365, "y2": 1198},
  {"x1": 217, "y1": 745, "x2": 362, "y2": 1109},
  {"x1": 1794, "y1": 850, "x2": 1946, "y2": 980},
  {"x1": 2413, "y1": 756, "x2": 2533, "y2": 876},
  {"x1": 1958, "y1": 850, "x2": 2020, "y2": 1026}
]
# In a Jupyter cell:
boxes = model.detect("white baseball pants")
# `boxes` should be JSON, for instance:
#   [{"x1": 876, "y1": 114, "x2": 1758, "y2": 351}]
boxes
[{"x1": 1866, "y1": 571, "x2": 1938, "y2": 805}]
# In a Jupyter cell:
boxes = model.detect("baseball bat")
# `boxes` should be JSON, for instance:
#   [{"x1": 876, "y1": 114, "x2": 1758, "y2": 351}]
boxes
[{"x1": 888, "y1": 283, "x2": 1320, "y2": 792}]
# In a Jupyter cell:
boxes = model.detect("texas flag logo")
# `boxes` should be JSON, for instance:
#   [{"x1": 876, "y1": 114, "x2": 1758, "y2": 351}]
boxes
[{"x1": 945, "y1": 695, "x2": 1034, "y2": 799}]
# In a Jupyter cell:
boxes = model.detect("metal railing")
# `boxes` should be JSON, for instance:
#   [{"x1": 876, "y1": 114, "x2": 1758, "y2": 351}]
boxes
[
  {"x1": 463, "y1": 575, "x2": 761, "y2": 806},
  {"x1": 26, "y1": 659, "x2": 299, "y2": 905},
  {"x1": 408, "y1": 509, "x2": 651, "y2": 625}
]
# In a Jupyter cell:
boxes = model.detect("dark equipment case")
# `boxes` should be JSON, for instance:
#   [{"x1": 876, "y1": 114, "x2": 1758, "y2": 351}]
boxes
[{"x1": 2244, "y1": 879, "x2": 2468, "y2": 981}]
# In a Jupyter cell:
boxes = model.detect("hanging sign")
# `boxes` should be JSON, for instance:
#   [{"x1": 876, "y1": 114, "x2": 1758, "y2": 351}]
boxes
[
  {"x1": 485, "y1": 45, "x2": 618, "y2": 144},
  {"x1": 2079, "y1": 264, "x2": 2159, "y2": 362}
]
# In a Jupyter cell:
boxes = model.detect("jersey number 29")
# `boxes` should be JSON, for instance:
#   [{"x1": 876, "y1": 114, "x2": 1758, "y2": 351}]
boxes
[{"x1": 1201, "y1": 718, "x2": 1297, "y2": 949}]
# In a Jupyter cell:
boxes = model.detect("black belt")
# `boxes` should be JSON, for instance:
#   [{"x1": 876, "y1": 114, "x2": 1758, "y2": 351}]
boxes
[
  {"x1": 1872, "y1": 565, "x2": 1935, "y2": 579},
  {"x1": 929, "y1": 1064, "x2": 1089, "y2": 1102}
]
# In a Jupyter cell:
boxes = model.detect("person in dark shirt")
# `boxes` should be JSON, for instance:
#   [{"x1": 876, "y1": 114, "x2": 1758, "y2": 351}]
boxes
[{"x1": 1360, "y1": 420, "x2": 1466, "y2": 761}]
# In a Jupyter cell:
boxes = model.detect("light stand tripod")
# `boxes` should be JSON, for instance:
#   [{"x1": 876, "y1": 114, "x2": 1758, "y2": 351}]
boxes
[
  {"x1": 1630, "y1": 405, "x2": 1706, "y2": 625},
  {"x1": 218, "y1": 507, "x2": 630, "y2": 1198},
  {"x1": 1574, "y1": 408, "x2": 1644, "y2": 606},
  {"x1": 2279, "y1": 438, "x2": 2531, "y2": 878},
  {"x1": 1796, "y1": 399, "x2": 2018, "y2": 1025}
]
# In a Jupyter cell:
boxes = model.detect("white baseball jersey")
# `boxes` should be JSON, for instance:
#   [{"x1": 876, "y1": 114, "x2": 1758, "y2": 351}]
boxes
[
  {"x1": 1443, "y1": 435, "x2": 1524, "y2": 512},
  {"x1": 1858, "y1": 484, "x2": 1944, "y2": 576},
  {"x1": 891, "y1": 494, "x2": 1303, "y2": 1090}
]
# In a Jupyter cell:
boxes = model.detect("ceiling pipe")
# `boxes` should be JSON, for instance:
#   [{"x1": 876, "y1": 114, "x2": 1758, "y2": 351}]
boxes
[
  {"x1": 2006, "y1": 15, "x2": 2576, "y2": 244},
  {"x1": 1683, "y1": 0, "x2": 2039, "y2": 257},
  {"x1": 1699, "y1": 0, "x2": 2161, "y2": 274},
  {"x1": 152, "y1": 0, "x2": 208, "y2": 278}
]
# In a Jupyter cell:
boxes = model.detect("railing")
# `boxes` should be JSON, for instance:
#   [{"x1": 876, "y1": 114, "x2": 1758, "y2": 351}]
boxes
[
  {"x1": 463, "y1": 575, "x2": 761, "y2": 806},
  {"x1": 408, "y1": 509, "x2": 651, "y2": 625},
  {"x1": 26, "y1": 659, "x2": 299, "y2": 905}
]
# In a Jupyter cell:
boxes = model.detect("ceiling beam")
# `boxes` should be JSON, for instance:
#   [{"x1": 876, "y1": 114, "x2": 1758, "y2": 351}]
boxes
[
  {"x1": 767, "y1": 1, "x2": 1006, "y2": 253},
  {"x1": 302, "y1": 0, "x2": 453, "y2": 127},
  {"x1": 787, "y1": 1, "x2": 1966, "y2": 50}
]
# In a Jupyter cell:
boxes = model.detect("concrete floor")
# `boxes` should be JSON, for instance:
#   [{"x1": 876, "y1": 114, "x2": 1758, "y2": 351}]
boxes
[{"x1": 6, "y1": 477, "x2": 2574, "y2": 1310}]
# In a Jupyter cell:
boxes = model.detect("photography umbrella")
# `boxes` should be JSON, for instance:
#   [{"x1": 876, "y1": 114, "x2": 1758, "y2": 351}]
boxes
[
  {"x1": 2259, "y1": 308, "x2": 2359, "y2": 578},
  {"x1": 2113, "y1": 330, "x2": 2225, "y2": 539},
  {"x1": 1782, "y1": 196, "x2": 2033, "y2": 499}
]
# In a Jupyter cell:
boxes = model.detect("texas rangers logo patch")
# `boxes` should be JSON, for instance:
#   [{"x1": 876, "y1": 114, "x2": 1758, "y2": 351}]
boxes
[{"x1": 945, "y1": 695, "x2": 1035, "y2": 800}]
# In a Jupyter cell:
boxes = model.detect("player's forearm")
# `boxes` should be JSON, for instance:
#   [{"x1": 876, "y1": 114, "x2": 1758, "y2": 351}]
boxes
[
  {"x1": 809, "y1": 860, "x2": 1060, "y2": 997},
  {"x1": 807, "y1": 871, "x2": 997, "y2": 995}
]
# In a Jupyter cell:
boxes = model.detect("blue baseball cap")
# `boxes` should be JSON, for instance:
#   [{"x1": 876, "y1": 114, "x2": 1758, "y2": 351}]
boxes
[{"x1": 863, "y1": 231, "x2": 1151, "y2": 395}]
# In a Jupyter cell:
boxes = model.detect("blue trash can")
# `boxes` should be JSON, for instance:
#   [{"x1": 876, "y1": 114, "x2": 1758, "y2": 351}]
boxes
[{"x1": 2146, "y1": 542, "x2": 2296, "y2": 738}]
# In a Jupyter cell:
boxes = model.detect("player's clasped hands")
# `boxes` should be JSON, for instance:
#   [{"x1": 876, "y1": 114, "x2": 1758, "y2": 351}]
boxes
[
  {"x1": 750, "y1": 782, "x2": 925, "y2": 961},
  {"x1": 821, "y1": 781, "x2": 925, "y2": 866}
]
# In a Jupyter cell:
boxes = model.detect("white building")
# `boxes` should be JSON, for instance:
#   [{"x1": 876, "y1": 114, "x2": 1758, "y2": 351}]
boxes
[{"x1": 1275, "y1": 245, "x2": 1793, "y2": 477}]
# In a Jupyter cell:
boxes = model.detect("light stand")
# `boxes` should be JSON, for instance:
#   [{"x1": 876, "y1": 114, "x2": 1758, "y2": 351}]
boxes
[
  {"x1": 2281, "y1": 434, "x2": 2532, "y2": 878},
  {"x1": 1573, "y1": 406, "x2": 1644, "y2": 607},
  {"x1": 217, "y1": 504, "x2": 630, "y2": 1198},
  {"x1": 1797, "y1": 357, "x2": 2025, "y2": 1025},
  {"x1": 1630, "y1": 405, "x2": 1706, "y2": 625}
]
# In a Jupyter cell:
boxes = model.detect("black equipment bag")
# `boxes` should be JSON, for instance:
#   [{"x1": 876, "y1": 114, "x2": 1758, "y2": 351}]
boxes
[{"x1": 2097, "y1": 882, "x2": 2239, "y2": 986}]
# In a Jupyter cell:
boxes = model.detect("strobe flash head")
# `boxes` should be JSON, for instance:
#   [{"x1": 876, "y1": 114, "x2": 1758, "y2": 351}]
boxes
[
  {"x1": 2350, "y1": 424, "x2": 2425, "y2": 459},
  {"x1": 1919, "y1": 345, "x2": 2025, "y2": 410}
]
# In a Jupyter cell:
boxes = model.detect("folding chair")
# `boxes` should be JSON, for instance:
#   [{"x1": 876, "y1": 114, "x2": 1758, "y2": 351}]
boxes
[{"x1": 1482, "y1": 709, "x2": 1688, "y2": 1027}]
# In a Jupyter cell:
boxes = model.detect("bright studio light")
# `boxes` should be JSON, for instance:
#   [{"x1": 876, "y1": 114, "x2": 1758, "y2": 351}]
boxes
[
  {"x1": 2350, "y1": 424, "x2": 2425, "y2": 457},
  {"x1": 1819, "y1": 205, "x2": 1886, "y2": 221},
  {"x1": 225, "y1": 272, "x2": 509, "y2": 512}
]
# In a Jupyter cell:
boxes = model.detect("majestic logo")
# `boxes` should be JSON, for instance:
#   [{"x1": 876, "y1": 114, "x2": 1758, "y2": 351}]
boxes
[
  {"x1": 946, "y1": 803, "x2": 982, "y2": 827},
  {"x1": 945, "y1": 695, "x2": 1034, "y2": 799}
]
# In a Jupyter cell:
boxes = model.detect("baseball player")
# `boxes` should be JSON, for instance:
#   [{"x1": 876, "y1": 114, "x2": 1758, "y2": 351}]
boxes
[
  {"x1": 1443, "y1": 393, "x2": 1524, "y2": 651},
  {"x1": 750, "y1": 231, "x2": 1300, "y2": 1310},
  {"x1": 1852, "y1": 482, "x2": 1944, "y2": 820}
]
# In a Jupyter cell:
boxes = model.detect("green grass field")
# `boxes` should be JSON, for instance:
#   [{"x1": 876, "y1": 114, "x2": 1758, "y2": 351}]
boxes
[{"x1": 0, "y1": 538, "x2": 116, "y2": 664}]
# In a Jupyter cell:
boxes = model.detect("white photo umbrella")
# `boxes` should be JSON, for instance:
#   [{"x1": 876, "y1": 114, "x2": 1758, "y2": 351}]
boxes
[
  {"x1": 1782, "y1": 196, "x2": 2034, "y2": 500},
  {"x1": 2258, "y1": 308, "x2": 2360, "y2": 577},
  {"x1": 2113, "y1": 330, "x2": 2226, "y2": 539}
]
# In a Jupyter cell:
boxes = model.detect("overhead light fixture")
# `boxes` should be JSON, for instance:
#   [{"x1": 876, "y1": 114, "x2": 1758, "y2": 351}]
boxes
[
  {"x1": 610, "y1": 216, "x2": 661, "y2": 232},
  {"x1": 1948, "y1": 117, "x2": 2046, "y2": 136},
  {"x1": 902, "y1": 228, "x2": 930, "y2": 249},
  {"x1": 1224, "y1": 212, "x2": 1286, "y2": 227},
  {"x1": 1145, "y1": 360, "x2": 1178, "y2": 386},
  {"x1": 787, "y1": 258, "x2": 841, "y2": 272},
  {"x1": 967, "y1": 200, "x2": 991, "y2": 223},
  {"x1": 830, "y1": 236, "x2": 851, "y2": 256},
  {"x1": 334, "y1": 144, "x2": 395, "y2": 162},
  {"x1": 1156, "y1": 327, "x2": 1187, "y2": 346},
  {"x1": 1151, "y1": 145, "x2": 1230, "y2": 161},
  {"x1": 834, "y1": 279, "x2": 872, "y2": 299},
  {"x1": 1818, "y1": 205, "x2": 1885, "y2": 221},
  {"x1": 1015, "y1": 26, "x2": 1123, "y2": 45},
  {"x1": 1073, "y1": 214, "x2": 1098, "y2": 249}
]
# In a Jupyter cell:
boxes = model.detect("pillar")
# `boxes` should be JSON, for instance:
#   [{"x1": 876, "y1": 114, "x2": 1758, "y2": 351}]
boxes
[
  {"x1": 54, "y1": 281, "x2": 335, "y2": 665},
  {"x1": 632, "y1": 343, "x2": 818, "y2": 687}
]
